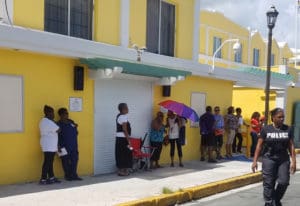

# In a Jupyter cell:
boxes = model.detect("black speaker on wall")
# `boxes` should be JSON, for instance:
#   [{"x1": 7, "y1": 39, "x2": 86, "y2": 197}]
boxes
[
  {"x1": 74, "y1": 66, "x2": 84, "y2": 91},
  {"x1": 162, "y1": 85, "x2": 171, "y2": 97}
]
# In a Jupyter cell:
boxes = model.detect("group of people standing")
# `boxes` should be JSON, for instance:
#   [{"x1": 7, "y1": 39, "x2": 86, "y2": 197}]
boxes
[
  {"x1": 114, "y1": 103, "x2": 187, "y2": 176},
  {"x1": 199, "y1": 106, "x2": 249, "y2": 162},
  {"x1": 39, "y1": 105, "x2": 82, "y2": 184}
]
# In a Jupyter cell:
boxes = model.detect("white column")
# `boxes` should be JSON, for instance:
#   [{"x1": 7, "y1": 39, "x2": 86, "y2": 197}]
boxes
[
  {"x1": 120, "y1": 0, "x2": 130, "y2": 47},
  {"x1": 275, "y1": 90, "x2": 286, "y2": 109},
  {"x1": 0, "y1": 0, "x2": 13, "y2": 25},
  {"x1": 192, "y1": 0, "x2": 201, "y2": 61}
]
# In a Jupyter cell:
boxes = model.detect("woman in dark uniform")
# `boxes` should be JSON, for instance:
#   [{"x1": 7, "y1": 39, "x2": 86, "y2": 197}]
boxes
[
  {"x1": 115, "y1": 103, "x2": 132, "y2": 176},
  {"x1": 252, "y1": 108, "x2": 296, "y2": 206}
]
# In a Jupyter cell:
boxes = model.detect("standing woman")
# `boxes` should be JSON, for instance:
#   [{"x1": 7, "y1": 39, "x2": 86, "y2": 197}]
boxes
[
  {"x1": 224, "y1": 106, "x2": 238, "y2": 158},
  {"x1": 250, "y1": 112, "x2": 262, "y2": 157},
  {"x1": 39, "y1": 105, "x2": 61, "y2": 184},
  {"x1": 115, "y1": 103, "x2": 132, "y2": 176},
  {"x1": 167, "y1": 111, "x2": 183, "y2": 167},
  {"x1": 252, "y1": 108, "x2": 296, "y2": 206},
  {"x1": 149, "y1": 112, "x2": 165, "y2": 169}
]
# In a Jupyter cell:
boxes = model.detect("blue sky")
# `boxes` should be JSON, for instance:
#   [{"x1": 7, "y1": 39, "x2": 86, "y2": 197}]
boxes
[{"x1": 200, "y1": 0, "x2": 300, "y2": 50}]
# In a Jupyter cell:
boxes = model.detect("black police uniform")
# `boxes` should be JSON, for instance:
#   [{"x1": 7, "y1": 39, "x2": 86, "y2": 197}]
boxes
[{"x1": 260, "y1": 124, "x2": 293, "y2": 205}]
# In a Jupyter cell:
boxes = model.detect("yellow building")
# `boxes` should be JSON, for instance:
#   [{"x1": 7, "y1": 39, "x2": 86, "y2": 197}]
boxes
[{"x1": 1, "y1": 1, "x2": 299, "y2": 185}]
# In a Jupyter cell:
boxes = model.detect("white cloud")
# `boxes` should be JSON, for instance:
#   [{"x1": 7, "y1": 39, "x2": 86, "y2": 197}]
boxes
[{"x1": 200, "y1": 0, "x2": 300, "y2": 49}]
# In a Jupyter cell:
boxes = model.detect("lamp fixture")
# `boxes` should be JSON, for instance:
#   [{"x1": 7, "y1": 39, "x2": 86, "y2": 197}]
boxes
[
  {"x1": 210, "y1": 39, "x2": 241, "y2": 74},
  {"x1": 132, "y1": 44, "x2": 147, "y2": 62}
]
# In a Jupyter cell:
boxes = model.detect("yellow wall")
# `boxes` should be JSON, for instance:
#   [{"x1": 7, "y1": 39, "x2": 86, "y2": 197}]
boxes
[
  {"x1": 0, "y1": 49, "x2": 94, "y2": 184},
  {"x1": 250, "y1": 32, "x2": 266, "y2": 67},
  {"x1": 129, "y1": 0, "x2": 147, "y2": 47},
  {"x1": 94, "y1": 0, "x2": 120, "y2": 44},
  {"x1": 14, "y1": 0, "x2": 44, "y2": 30},
  {"x1": 199, "y1": 11, "x2": 250, "y2": 66},
  {"x1": 153, "y1": 76, "x2": 233, "y2": 163},
  {"x1": 232, "y1": 88, "x2": 276, "y2": 123}
]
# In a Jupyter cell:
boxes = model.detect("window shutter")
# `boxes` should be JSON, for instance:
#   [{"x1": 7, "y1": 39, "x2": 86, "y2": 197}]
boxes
[
  {"x1": 70, "y1": 0, "x2": 93, "y2": 40},
  {"x1": 44, "y1": 0, "x2": 68, "y2": 35},
  {"x1": 146, "y1": 0, "x2": 160, "y2": 54},
  {"x1": 159, "y1": 1, "x2": 175, "y2": 57}
]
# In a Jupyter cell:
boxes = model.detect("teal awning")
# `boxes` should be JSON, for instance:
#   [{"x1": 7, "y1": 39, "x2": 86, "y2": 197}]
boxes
[
  {"x1": 237, "y1": 67, "x2": 294, "y2": 81},
  {"x1": 80, "y1": 57, "x2": 192, "y2": 78}
]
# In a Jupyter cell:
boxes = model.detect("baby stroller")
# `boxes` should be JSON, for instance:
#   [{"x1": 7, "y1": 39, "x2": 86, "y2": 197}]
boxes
[{"x1": 129, "y1": 133, "x2": 156, "y2": 171}]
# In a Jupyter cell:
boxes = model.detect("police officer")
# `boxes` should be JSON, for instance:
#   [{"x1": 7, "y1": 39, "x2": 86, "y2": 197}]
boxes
[{"x1": 252, "y1": 108, "x2": 296, "y2": 206}]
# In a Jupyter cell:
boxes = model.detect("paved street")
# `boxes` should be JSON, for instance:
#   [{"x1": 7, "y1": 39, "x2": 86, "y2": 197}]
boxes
[{"x1": 185, "y1": 172, "x2": 300, "y2": 206}]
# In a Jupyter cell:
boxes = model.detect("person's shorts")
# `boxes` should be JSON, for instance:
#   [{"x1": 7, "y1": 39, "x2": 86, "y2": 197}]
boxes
[{"x1": 201, "y1": 133, "x2": 215, "y2": 147}]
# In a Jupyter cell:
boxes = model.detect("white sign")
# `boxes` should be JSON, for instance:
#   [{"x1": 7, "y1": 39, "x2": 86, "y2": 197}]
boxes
[{"x1": 69, "y1": 97, "x2": 82, "y2": 112}]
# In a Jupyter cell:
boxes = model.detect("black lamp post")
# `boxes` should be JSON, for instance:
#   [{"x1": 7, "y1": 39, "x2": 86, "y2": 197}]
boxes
[{"x1": 265, "y1": 5, "x2": 279, "y2": 125}]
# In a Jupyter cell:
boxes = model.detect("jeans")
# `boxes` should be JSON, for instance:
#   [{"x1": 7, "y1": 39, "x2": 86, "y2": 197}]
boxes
[
  {"x1": 41, "y1": 152, "x2": 55, "y2": 180},
  {"x1": 170, "y1": 138, "x2": 183, "y2": 157},
  {"x1": 250, "y1": 132, "x2": 258, "y2": 157},
  {"x1": 232, "y1": 132, "x2": 243, "y2": 152}
]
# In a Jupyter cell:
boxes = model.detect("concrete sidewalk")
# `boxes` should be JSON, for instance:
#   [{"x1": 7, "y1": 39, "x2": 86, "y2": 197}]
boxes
[{"x1": 0, "y1": 154, "x2": 299, "y2": 206}]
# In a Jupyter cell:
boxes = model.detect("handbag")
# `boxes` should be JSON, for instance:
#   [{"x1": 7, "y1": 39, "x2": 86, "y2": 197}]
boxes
[{"x1": 163, "y1": 135, "x2": 169, "y2": 146}]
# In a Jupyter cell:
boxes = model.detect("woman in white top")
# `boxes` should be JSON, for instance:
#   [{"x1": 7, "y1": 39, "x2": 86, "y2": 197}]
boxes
[
  {"x1": 39, "y1": 105, "x2": 60, "y2": 185},
  {"x1": 115, "y1": 103, "x2": 132, "y2": 176},
  {"x1": 167, "y1": 111, "x2": 183, "y2": 167}
]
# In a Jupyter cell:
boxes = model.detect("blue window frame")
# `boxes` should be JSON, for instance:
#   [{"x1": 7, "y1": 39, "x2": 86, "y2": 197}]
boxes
[
  {"x1": 253, "y1": 48, "x2": 260, "y2": 66},
  {"x1": 234, "y1": 44, "x2": 242, "y2": 63},
  {"x1": 213, "y1": 37, "x2": 222, "y2": 58},
  {"x1": 271, "y1": 54, "x2": 275, "y2": 66}
]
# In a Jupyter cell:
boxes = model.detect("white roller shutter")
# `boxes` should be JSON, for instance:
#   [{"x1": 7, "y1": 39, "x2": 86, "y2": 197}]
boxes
[{"x1": 94, "y1": 79, "x2": 153, "y2": 174}]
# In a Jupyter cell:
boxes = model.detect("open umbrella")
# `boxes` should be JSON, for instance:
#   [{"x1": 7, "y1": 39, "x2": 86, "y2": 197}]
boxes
[{"x1": 158, "y1": 100, "x2": 199, "y2": 122}]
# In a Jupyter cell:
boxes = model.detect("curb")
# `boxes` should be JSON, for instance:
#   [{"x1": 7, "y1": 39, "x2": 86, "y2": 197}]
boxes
[{"x1": 117, "y1": 172, "x2": 262, "y2": 206}]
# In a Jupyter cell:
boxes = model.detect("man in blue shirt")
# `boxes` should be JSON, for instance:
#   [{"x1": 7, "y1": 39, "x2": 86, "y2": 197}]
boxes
[
  {"x1": 199, "y1": 106, "x2": 217, "y2": 163},
  {"x1": 57, "y1": 108, "x2": 82, "y2": 181}
]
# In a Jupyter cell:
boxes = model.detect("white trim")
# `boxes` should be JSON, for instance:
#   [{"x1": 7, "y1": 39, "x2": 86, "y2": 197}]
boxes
[
  {"x1": 120, "y1": 0, "x2": 130, "y2": 47},
  {"x1": 0, "y1": 23, "x2": 292, "y2": 89},
  {"x1": 192, "y1": 0, "x2": 200, "y2": 61}
]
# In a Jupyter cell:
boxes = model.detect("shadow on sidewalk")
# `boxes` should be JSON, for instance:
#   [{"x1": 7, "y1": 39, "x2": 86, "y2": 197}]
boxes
[{"x1": 0, "y1": 158, "x2": 245, "y2": 199}]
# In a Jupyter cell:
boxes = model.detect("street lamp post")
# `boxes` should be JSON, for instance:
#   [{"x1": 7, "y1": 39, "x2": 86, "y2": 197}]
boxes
[
  {"x1": 210, "y1": 39, "x2": 241, "y2": 73},
  {"x1": 265, "y1": 5, "x2": 279, "y2": 125}
]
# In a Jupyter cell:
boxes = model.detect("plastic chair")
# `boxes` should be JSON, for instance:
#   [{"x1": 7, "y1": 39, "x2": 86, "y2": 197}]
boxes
[{"x1": 129, "y1": 135, "x2": 156, "y2": 171}]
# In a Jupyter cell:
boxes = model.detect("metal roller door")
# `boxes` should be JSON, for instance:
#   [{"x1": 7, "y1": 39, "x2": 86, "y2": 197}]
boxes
[{"x1": 93, "y1": 79, "x2": 153, "y2": 174}]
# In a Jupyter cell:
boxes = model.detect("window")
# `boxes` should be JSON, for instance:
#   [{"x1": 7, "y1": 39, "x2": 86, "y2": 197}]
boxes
[
  {"x1": 213, "y1": 37, "x2": 222, "y2": 58},
  {"x1": 44, "y1": 0, "x2": 93, "y2": 40},
  {"x1": 253, "y1": 48, "x2": 260, "y2": 66},
  {"x1": 234, "y1": 44, "x2": 242, "y2": 63},
  {"x1": 146, "y1": 0, "x2": 175, "y2": 57},
  {"x1": 271, "y1": 54, "x2": 275, "y2": 66}
]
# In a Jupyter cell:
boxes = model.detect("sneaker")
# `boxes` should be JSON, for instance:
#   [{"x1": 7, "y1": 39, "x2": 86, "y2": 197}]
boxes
[
  {"x1": 170, "y1": 163, "x2": 174, "y2": 167},
  {"x1": 179, "y1": 163, "x2": 184, "y2": 167},
  {"x1": 48, "y1": 177, "x2": 61, "y2": 184},
  {"x1": 39, "y1": 179, "x2": 48, "y2": 185},
  {"x1": 200, "y1": 157, "x2": 205, "y2": 161},
  {"x1": 72, "y1": 176, "x2": 83, "y2": 181}
]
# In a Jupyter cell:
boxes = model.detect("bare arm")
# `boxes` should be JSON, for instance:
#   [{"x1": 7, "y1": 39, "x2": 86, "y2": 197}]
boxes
[
  {"x1": 251, "y1": 138, "x2": 264, "y2": 173},
  {"x1": 122, "y1": 123, "x2": 131, "y2": 146},
  {"x1": 289, "y1": 138, "x2": 296, "y2": 174}
]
